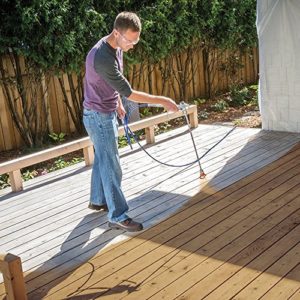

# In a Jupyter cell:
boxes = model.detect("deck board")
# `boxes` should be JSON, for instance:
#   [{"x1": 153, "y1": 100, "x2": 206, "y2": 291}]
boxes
[
  {"x1": 259, "y1": 264, "x2": 300, "y2": 300},
  {"x1": 232, "y1": 244, "x2": 300, "y2": 300},
  {"x1": 0, "y1": 125, "x2": 300, "y2": 299},
  {"x1": 42, "y1": 151, "x2": 299, "y2": 299},
  {"x1": 289, "y1": 288, "x2": 300, "y2": 300},
  {"x1": 73, "y1": 169, "x2": 300, "y2": 300}
]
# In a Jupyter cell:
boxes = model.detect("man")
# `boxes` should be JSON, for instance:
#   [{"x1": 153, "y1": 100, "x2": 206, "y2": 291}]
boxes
[{"x1": 83, "y1": 11, "x2": 178, "y2": 232}]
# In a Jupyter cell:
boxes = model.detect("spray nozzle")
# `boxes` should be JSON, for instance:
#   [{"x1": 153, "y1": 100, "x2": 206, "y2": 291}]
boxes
[{"x1": 178, "y1": 101, "x2": 189, "y2": 111}]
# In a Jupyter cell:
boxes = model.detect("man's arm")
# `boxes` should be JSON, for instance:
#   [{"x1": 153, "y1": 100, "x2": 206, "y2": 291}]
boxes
[
  {"x1": 94, "y1": 49, "x2": 178, "y2": 113},
  {"x1": 94, "y1": 50, "x2": 133, "y2": 98},
  {"x1": 128, "y1": 90, "x2": 178, "y2": 112}
]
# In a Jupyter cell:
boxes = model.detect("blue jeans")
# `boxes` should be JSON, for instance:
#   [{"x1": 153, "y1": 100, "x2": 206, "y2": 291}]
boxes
[{"x1": 83, "y1": 108, "x2": 129, "y2": 223}]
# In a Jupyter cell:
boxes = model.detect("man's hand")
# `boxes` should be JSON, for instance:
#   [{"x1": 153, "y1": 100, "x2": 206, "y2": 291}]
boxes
[
  {"x1": 117, "y1": 103, "x2": 126, "y2": 120},
  {"x1": 117, "y1": 97, "x2": 126, "y2": 120},
  {"x1": 162, "y1": 98, "x2": 179, "y2": 112}
]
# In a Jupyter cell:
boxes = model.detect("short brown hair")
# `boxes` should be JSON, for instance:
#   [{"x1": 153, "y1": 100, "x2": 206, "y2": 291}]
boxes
[{"x1": 114, "y1": 12, "x2": 141, "y2": 32}]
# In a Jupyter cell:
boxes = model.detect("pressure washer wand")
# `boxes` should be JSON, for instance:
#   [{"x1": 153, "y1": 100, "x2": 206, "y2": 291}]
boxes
[{"x1": 179, "y1": 102, "x2": 206, "y2": 179}]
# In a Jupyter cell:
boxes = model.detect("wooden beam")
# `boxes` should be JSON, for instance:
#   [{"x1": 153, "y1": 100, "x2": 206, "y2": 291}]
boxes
[
  {"x1": 9, "y1": 170, "x2": 23, "y2": 192},
  {"x1": 0, "y1": 137, "x2": 92, "y2": 175},
  {"x1": 83, "y1": 145, "x2": 94, "y2": 166},
  {"x1": 0, "y1": 253, "x2": 27, "y2": 300},
  {"x1": 118, "y1": 105, "x2": 197, "y2": 135},
  {"x1": 145, "y1": 126, "x2": 155, "y2": 144},
  {"x1": 0, "y1": 105, "x2": 198, "y2": 192},
  {"x1": 189, "y1": 107, "x2": 198, "y2": 128}
]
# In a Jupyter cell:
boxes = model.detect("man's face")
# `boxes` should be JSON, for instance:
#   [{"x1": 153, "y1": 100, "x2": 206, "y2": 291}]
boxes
[{"x1": 115, "y1": 29, "x2": 140, "y2": 52}]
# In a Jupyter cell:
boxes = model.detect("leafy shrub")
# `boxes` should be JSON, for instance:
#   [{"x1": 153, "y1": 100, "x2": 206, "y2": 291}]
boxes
[
  {"x1": 248, "y1": 85, "x2": 259, "y2": 106},
  {"x1": 198, "y1": 110, "x2": 210, "y2": 120},
  {"x1": 212, "y1": 100, "x2": 229, "y2": 112},
  {"x1": 228, "y1": 84, "x2": 258, "y2": 107},
  {"x1": 48, "y1": 157, "x2": 84, "y2": 172},
  {"x1": 48, "y1": 132, "x2": 66, "y2": 143},
  {"x1": 22, "y1": 170, "x2": 38, "y2": 181},
  {"x1": 194, "y1": 98, "x2": 207, "y2": 106},
  {"x1": 0, "y1": 174, "x2": 10, "y2": 189}
]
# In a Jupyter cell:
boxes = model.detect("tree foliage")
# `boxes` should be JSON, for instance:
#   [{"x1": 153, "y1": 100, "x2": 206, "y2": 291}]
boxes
[
  {"x1": 123, "y1": 0, "x2": 257, "y2": 64},
  {"x1": 1, "y1": 0, "x2": 105, "y2": 72},
  {"x1": 0, "y1": 0, "x2": 257, "y2": 148},
  {"x1": 0, "y1": 0, "x2": 105, "y2": 146}
]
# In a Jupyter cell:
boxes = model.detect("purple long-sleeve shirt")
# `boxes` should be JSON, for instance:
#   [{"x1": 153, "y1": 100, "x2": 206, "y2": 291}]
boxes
[{"x1": 83, "y1": 36, "x2": 132, "y2": 113}]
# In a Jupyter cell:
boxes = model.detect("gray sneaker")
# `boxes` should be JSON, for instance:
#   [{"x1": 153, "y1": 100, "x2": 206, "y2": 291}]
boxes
[
  {"x1": 88, "y1": 202, "x2": 108, "y2": 212},
  {"x1": 108, "y1": 218, "x2": 143, "y2": 232}
]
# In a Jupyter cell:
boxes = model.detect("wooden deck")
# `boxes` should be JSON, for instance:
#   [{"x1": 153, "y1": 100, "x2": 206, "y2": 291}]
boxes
[{"x1": 0, "y1": 124, "x2": 300, "y2": 299}]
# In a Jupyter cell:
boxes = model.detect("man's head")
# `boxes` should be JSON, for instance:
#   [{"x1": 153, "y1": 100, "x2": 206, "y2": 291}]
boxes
[{"x1": 113, "y1": 12, "x2": 141, "y2": 51}]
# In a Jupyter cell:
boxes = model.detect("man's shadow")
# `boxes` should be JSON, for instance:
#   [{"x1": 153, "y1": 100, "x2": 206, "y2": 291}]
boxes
[
  {"x1": 23, "y1": 211, "x2": 127, "y2": 299},
  {"x1": 22, "y1": 189, "x2": 181, "y2": 300}
]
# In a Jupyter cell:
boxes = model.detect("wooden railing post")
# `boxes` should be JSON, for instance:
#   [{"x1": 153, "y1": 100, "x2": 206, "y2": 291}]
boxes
[
  {"x1": 83, "y1": 145, "x2": 95, "y2": 166},
  {"x1": 0, "y1": 253, "x2": 27, "y2": 300},
  {"x1": 189, "y1": 107, "x2": 198, "y2": 128},
  {"x1": 8, "y1": 170, "x2": 23, "y2": 192},
  {"x1": 145, "y1": 126, "x2": 155, "y2": 144}
]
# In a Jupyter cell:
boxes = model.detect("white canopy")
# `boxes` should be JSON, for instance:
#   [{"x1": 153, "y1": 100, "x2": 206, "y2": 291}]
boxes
[{"x1": 257, "y1": 0, "x2": 300, "y2": 132}]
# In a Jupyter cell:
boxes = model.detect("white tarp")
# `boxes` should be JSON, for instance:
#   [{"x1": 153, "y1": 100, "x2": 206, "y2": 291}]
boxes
[{"x1": 257, "y1": 0, "x2": 300, "y2": 132}]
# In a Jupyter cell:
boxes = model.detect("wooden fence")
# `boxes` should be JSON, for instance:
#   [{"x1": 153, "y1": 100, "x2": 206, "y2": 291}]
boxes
[{"x1": 0, "y1": 47, "x2": 258, "y2": 152}]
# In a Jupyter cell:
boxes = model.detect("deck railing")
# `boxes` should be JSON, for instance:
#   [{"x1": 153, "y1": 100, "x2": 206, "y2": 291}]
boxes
[
  {"x1": 0, "y1": 253, "x2": 27, "y2": 300},
  {"x1": 0, "y1": 105, "x2": 198, "y2": 192}
]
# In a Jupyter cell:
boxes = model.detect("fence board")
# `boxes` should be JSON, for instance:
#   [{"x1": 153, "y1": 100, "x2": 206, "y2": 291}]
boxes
[{"x1": 0, "y1": 84, "x2": 18, "y2": 151}]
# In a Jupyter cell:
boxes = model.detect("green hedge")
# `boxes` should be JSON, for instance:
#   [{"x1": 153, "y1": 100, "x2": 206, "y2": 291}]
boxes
[{"x1": 0, "y1": 0, "x2": 257, "y2": 73}]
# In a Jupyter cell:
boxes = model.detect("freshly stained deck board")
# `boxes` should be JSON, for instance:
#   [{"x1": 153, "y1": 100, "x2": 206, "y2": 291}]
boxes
[
  {"x1": 259, "y1": 264, "x2": 300, "y2": 300},
  {"x1": 0, "y1": 125, "x2": 300, "y2": 300},
  {"x1": 231, "y1": 244, "x2": 300, "y2": 300},
  {"x1": 51, "y1": 164, "x2": 300, "y2": 299},
  {"x1": 45, "y1": 145, "x2": 300, "y2": 299},
  {"x1": 34, "y1": 152, "x2": 298, "y2": 298},
  {"x1": 289, "y1": 288, "x2": 300, "y2": 300},
  {"x1": 158, "y1": 200, "x2": 300, "y2": 300}
]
